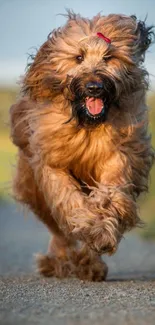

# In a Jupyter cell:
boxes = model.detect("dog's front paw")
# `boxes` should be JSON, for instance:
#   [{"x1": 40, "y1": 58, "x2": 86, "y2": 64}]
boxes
[
  {"x1": 72, "y1": 212, "x2": 120, "y2": 255},
  {"x1": 87, "y1": 218, "x2": 120, "y2": 255}
]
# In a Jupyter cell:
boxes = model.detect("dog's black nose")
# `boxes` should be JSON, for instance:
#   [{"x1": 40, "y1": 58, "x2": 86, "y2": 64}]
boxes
[{"x1": 86, "y1": 81, "x2": 103, "y2": 95}]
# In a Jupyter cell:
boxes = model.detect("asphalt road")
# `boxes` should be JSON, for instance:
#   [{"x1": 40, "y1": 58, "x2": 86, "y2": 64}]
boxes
[{"x1": 0, "y1": 202, "x2": 155, "y2": 325}]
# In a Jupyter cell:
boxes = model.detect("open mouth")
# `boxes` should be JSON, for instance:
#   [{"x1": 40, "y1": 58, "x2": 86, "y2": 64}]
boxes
[
  {"x1": 85, "y1": 97, "x2": 105, "y2": 119},
  {"x1": 71, "y1": 95, "x2": 109, "y2": 126}
]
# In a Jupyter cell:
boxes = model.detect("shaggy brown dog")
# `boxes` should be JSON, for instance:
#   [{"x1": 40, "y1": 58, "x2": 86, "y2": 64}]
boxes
[{"x1": 10, "y1": 12, "x2": 154, "y2": 281}]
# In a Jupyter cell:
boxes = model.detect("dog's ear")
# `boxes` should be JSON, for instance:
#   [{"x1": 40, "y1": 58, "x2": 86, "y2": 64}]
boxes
[{"x1": 131, "y1": 15, "x2": 155, "y2": 62}]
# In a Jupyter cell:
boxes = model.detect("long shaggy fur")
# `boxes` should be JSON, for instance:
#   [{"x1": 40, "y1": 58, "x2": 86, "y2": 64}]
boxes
[{"x1": 10, "y1": 12, "x2": 154, "y2": 281}]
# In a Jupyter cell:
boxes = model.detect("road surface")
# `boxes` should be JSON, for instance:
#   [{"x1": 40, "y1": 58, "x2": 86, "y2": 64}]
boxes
[{"x1": 0, "y1": 202, "x2": 155, "y2": 325}]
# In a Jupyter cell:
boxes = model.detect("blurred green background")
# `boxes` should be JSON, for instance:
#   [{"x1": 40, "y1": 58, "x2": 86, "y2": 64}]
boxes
[{"x1": 0, "y1": 87, "x2": 155, "y2": 239}]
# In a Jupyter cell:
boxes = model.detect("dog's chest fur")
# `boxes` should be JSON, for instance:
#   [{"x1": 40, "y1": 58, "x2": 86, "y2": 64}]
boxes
[
  {"x1": 68, "y1": 128, "x2": 112, "y2": 185},
  {"x1": 37, "y1": 121, "x2": 117, "y2": 186}
]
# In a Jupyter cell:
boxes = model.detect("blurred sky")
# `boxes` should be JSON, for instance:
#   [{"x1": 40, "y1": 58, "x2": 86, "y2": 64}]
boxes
[{"x1": 0, "y1": 0, "x2": 155, "y2": 87}]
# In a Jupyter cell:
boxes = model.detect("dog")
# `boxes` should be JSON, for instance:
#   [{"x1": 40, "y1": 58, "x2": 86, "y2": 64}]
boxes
[{"x1": 10, "y1": 11, "x2": 154, "y2": 281}]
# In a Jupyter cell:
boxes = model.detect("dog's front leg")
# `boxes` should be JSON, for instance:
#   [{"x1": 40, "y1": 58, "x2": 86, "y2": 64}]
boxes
[
  {"x1": 84, "y1": 183, "x2": 140, "y2": 254},
  {"x1": 71, "y1": 152, "x2": 141, "y2": 255},
  {"x1": 35, "y1": 165, "x2": 97, "y2": 237}
]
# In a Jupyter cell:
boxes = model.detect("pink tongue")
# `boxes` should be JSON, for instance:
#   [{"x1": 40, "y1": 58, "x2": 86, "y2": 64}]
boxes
[{"x1": 85, "y1": 97, "x2": 104, "y2": 115}]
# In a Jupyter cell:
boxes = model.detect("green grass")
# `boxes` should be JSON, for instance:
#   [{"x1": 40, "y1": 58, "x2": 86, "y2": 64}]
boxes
[
  {"x1": 139, "y1": 94, "x2": 155, "y2": 239},
  {"x1": 0, "y1": 88, "x2": 18, "y2": 199},
  {"x1": 0, "y1": 132, "x2": 17, "y2": 197},
  {"x1": 0, "y1": 87, "x2": 155, "y2": 239}
]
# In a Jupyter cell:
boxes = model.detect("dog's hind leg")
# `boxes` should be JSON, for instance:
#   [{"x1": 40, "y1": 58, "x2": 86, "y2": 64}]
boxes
[
  {"x1": 36, "y1": 234, "x2": 77, "y2": 278},
  {"x1": 72, "y1": 243, "x2": 108, "y2": 281},
  {"x1": 37, "y1": 239, "x2": 108, "y2": 281}
]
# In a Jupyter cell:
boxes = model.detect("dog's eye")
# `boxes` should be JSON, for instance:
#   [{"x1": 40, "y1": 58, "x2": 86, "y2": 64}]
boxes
[
  {"x1": 76, "y1": 55, "x2": 84, "y2": 63},
  {"x1": 103, "y1": 56, "x2": 112, "y2": 62}
]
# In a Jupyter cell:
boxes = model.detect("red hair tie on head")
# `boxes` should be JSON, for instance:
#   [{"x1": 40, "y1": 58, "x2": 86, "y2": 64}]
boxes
[{"x1": 96, "y1": 32, "x2": 111, "y2": 44}]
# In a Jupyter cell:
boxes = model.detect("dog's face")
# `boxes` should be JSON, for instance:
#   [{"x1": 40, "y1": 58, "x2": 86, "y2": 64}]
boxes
[{"x1": 25, "y1": 12, "x2": 154, "y2": 126}]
